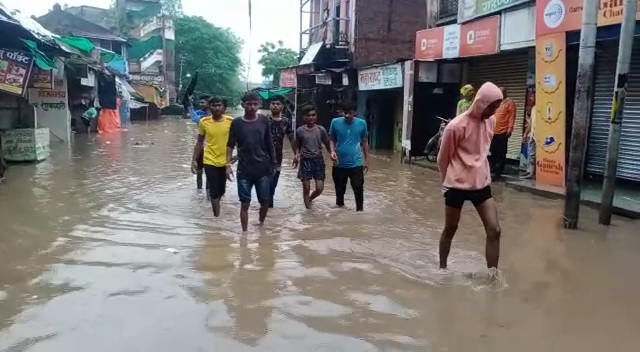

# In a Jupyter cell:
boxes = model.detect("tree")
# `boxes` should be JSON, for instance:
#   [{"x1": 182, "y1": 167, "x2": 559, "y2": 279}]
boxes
[
  {"x1": 174, "y1": 16, "x2": 244, "y2": 104},
  {"x1": 161, "y1": 0, "x2": 183, "y2": 17},
  {"x1": 257, "y1": 41, "x2": 298, "y2": 83}
]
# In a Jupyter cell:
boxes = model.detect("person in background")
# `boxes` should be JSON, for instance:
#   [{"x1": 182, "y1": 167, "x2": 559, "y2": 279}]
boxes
[
  {"x1": 267, "y1": 95, "x2": 296, "y2": 208},
  {"x1": 192, "y1": 97, "x2": 211, "y2": 190},
  {"x1": 226, "y1": 92, "x2": 277, "y2": 233},
  {"x1": 523, "y1": 105, "x2": 536, "y2": 179},
  {"x1": 222, "y1": 98, "x2": 229, "y2": 115},
  {"x1": 190, "y1": 95, "x2": 211, "y2": 124},
  {"x1": 333, "y1": 103, "x2": 345, "y2": 118},
  {"x1": 456, "y1": 84, "x2": 475, "y2": 115},
  {"x1": 436, "y1": 82, "x2": 503, "y2": 277},
  {"x1": 490, "y1": 87, "x2": 517, "y2": 178},
  {"x1": 191, "y1": 97, "x2": 233, "y2": 216},
  {"x1": 329, "y1": 101, "x2": 369, "y2": 211},
  {"x1": 293, "y1": 105, "x2": 331, "y2": 209}
]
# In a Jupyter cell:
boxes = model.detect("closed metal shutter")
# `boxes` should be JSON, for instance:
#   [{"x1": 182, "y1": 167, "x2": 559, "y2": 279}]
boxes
[
  {"x1": 587, "y1": 40, "x2": 640, "y2": 181},
  {"x1": 467, "y1": 51, "x2": 529, "y2": 159}
]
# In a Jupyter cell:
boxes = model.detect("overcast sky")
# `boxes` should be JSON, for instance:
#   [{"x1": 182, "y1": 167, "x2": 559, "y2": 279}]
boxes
[{"x1": 2, "y1": 0, "x2": 300, "y2": 83}]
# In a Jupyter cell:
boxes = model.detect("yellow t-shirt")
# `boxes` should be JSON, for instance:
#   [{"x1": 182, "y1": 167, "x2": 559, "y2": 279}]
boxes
[{"x1": 198, "y1": 115, "x2": 233, "y2": 167}]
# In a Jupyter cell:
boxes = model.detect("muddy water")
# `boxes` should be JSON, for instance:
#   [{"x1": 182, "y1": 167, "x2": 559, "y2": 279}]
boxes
[{"x1": 0, "y1": 119, "x2": 639, "y2": 351}]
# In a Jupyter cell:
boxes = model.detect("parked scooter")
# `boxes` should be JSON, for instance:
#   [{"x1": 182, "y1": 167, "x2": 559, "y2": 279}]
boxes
[{"x1": 424, "y1": 116, "x2": 450, "y2": 162}]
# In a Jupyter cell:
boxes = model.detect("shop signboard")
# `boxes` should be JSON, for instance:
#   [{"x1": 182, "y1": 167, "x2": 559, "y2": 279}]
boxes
[
  {"x1": 459, "y1": 0, "x2": 529, "y2": 23},
  {"x1": 28, "y1": 78, "x2": 71, "y2": 143},
  {"x1": 536, "y1": 0, "x2": 640, "y2": 37},
  {"x1": 279, "y1": 68, "x2": 297, "y2": 87},
  {"x1": 358, "y1": 63, "x2": 403, "y2": 91},
  {"x1": 28, "y1": 66, "x2": 54, "y2": 89},
  {"x1": 415, "y1": 16, "x2": 499, "y2": 60},
  {"x1": 0, "y1": 48, "x2": 34, "y2": 96},
  {"x1": 535, "y1": 33, "x2": 566, "y2": 188},
  {"x1": 459, "y1": 16, "x2": 500, "y2": 57},
  {"x1": 415, "y1": 27, "x2": 444, "y2": 61}
]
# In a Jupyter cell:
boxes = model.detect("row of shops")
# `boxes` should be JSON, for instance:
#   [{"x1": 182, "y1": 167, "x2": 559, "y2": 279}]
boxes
[
  {"x1": 412, "y1": 0, "x2": 640, "y2": 190},
  {"x1": 278, "y1": 0, "x2": 640, "y2": 191},
  {"x1": 0, "y1": 4, "x2": 161, "y2": 180}
]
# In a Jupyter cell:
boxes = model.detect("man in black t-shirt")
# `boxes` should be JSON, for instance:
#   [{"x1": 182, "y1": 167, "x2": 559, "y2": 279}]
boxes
[
  {"x1": 267, "y1": 95, "x2": 296, "y2": 208},
  {"x1": 226, "y1": 92, "x2": 276, "y2": 233}
]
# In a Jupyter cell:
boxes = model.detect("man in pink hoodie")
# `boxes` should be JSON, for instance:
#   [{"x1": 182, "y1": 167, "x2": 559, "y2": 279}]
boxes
[{"x1": 437, "y1": 82, "x2": 504, "y2": 273}]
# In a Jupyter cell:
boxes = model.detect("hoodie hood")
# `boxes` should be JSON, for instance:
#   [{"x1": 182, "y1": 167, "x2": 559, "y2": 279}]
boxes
[{"x1": 467, "y1": 82, "x2": 503, "y2": 118}]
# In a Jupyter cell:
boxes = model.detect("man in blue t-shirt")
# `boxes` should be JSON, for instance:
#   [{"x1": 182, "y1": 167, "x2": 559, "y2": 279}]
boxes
[{"x1": 329, "y1": 101, "x2": 370, "y2": 211}]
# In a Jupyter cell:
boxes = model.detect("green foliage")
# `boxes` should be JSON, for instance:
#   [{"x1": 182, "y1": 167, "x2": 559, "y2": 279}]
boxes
[
  {"x1": 175, "y1": 16, "x2": 244, "y2": 104},
  {"x1": 257, "y1": 41, "x2": 298, "y2": 82},
  {"x1": 161, "y1": 0, "x2": 183, "y2": 18}
]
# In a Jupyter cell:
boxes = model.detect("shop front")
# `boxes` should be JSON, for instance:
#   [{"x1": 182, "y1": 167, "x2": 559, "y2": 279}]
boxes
[
  {"x1": 535, "y1": 0, "x2": 640, "y2": 188},
  {"x1": 357, "y1": 62, "x2": 404, "y2": 151}
]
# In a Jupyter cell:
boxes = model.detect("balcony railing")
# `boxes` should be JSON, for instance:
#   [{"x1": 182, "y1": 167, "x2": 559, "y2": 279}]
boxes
[{"x1": 439, "y1": 0, "x2": 458, "y2": 20}]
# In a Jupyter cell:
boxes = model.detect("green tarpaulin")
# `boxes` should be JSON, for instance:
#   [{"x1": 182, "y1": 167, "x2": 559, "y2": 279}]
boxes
[
  {"x1": 56, "y1": 36, "x2": 95, "y2": 54},
  {"x1": 256, "y1": 88, "x2": 292, "y2": 100},
  {"x1": 21, "y1": 39, "x2": 56, "y2": 70}
]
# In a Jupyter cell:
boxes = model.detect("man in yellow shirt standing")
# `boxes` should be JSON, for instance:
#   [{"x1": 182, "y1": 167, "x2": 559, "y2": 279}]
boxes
[{"x1": 191, "y1": 97, "x2": 234, "y2": 216}]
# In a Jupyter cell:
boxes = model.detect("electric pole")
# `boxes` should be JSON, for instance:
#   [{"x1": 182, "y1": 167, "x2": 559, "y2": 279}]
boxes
[
  {"x1": 563, "y1": 0, "x2": 598, "y2": 229},
  {"x1": 178, "y1": 55, "x2": 184, "y2": 92},
  {"x1": 599, "y1": 0, "x2": 638, "y2": 225}
]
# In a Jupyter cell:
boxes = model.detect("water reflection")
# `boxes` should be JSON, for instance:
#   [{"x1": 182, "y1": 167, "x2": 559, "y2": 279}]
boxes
[{"x1": 0, "y1": 119, "x2": 638, "y2": 351}]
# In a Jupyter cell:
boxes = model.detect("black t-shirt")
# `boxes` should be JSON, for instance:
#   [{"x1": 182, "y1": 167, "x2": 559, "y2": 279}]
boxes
[{"x1": 227, "y1": 115, "x2": 276, "y2": 178}]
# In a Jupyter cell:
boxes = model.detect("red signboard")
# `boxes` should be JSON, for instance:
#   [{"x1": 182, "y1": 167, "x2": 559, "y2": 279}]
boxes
[
  {"x1": 279, "y1": 68, "x2": 297, "y2": 88},
  {"x1": 459, "y1": 16, "x2": 500, "y2": 57},
  {"x1": 415, "y1": 27, "x2": 444, "y2": 60},
  {"x1": 414, "y1": 16, "x2": 499, "y2": 60}
]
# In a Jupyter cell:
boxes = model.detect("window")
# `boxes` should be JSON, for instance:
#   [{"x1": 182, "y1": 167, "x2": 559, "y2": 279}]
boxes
[{"x1": 439, "y1": 0, "x2": 458, "y2": 20}]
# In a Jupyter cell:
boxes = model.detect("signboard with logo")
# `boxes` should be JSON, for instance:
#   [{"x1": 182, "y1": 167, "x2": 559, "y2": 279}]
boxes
[
  {"x1": 415, "y1": 16, "x2": 499, "y2": 60},
  {"x1": 358, "y1": 63, "x2": 404, "y2": 91},
  {"x1": 415, "y1": 27, "x2": 444, "y2": 60},
  {"x1": 459, "y1": 16, "x2": 500, "y2": 57},
  {"x1": 459, "y1": 0, "x2": 529, "y2": 23},
  {"x1": 0, "y1": 48, "x2": 34, "y2": 96},
  {"x1": 535, "y1": 33, "x2": 566, "y2": 187},
  {"x1": 279, "y1": 68, "x2": 297, "y2": 87},
  {"x1": 537, "y1": 0, "x2": 640, "y2": 37}
]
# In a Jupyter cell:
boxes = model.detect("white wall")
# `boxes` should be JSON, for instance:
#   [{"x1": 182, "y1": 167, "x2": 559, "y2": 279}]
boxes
[{"x1": 500, "y1": 5, "x2": 536, "y2": 51}]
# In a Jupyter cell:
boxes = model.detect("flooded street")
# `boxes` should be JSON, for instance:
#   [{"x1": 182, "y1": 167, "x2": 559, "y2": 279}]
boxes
[{"x1": 0, "y1": 119, "x2": 639, "y2": 351}]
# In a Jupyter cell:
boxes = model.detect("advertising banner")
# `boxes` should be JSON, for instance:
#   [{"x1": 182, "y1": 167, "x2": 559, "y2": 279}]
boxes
[
  {"x1": 415, "y1": 16, "x2": 499, "y2": 60},
  {"x1": 535, "y1": 33, "x2": 566, "y2": 187},
  {"x1": 358, "y1": 63, "x2": 403, "y2": 91},
  {"x1": 537, "y1": 0, "x2": 640, "y2": 37},
  {"x1": 279, "y1": 68, "x2": 297, "y2": 87},
  {"x1": 415, "y1": 27, "x2": 444, "y2": 60},
  {"x1": 0, "y1": 48, "x2": 34, "y2": 96},
  {"x1": 28, "y1": 66, "x2": 54, "y2": 89}
]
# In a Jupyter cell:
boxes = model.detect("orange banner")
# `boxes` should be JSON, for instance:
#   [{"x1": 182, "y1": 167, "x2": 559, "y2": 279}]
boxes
[
  {"x1": 537, "y1": 0, "x2": 640, "y2": 37},
  {"x1": 535, "y1": 33, "x2": 566, "y2": 188}
]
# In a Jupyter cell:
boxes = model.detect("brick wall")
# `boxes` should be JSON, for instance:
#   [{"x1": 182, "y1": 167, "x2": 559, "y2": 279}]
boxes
[{"x1": 353, "y1": 0, "x2": 428, "y2": 67}]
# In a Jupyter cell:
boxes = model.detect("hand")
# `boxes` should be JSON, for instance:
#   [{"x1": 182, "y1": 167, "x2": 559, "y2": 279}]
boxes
[
  {"x1": 292, "y1": 156, "x2": 299, "y2": 168},
  {"x1": 230, "y1": 155, "x2": 238, "y2": 164},
  {"x1": 330, "y1": 150, "x2": 338, "y2": 161},
  {"x1": 225, "y1": 165, "x2": 234, "y2": 181},
  {"x1": 190, "y1": 160, "x2": 198, "y2": 174},
  {"x1": 364, "y1": 163, "x2": 369, "y2": 174},
  {"x1": 507, "y1": 132, "x2": 513, "y2": 138}
]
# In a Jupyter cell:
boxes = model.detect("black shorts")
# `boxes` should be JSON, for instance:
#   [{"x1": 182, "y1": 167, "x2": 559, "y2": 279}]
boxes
[
  {"x1": 204, "y1": 165, "x2": 227, "y2": 198},
  {"x1": 297, "y1": 156, "x2": 326, "y2": 181},
  {"x1": 197, "y1": 151, "x2": 204, "y2": 170},
  {"x1": 444, "y1": 186, "x2": 492, "y2": 209}
]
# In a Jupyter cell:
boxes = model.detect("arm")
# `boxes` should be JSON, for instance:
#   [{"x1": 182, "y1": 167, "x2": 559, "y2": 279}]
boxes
[
  {"x1": 437, "y1": 127, "x2": 456, "y2": 182},
  {"x1": 329, "y1": 120, "x2": 337, "y2": 157},
  {"x1": 507, "y1": 101, "x2": 517, "y2": 135},
  {"x1": 286, "y1": 118, "x2": 297, "y2": 154},
  {"x1": 226, "y1": 120, "x2": 236, "y2": 165},
  {"x1": 456, "y1": 100, "x2": 464, "y2": 116},
  {"x1": 295, "y1": 130, "x2": 303, "y2": 160},
  {"x1": 264, "y1": 118, "x2": 277, "y2": 168},
  {"x1": 321, "y1": 127, "x2": 331, "y2": 154},
  {"x1": 360, "y1": 121, "x2": 370, "y2": 167},
  {"x1": 192, "y1": 135, "x2": 204, "y2": 163}
]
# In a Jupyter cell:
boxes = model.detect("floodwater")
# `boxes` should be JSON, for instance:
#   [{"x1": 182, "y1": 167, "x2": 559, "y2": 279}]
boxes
[{"x1": 0, "y1": 119, "x2": 639, "y2": 351}]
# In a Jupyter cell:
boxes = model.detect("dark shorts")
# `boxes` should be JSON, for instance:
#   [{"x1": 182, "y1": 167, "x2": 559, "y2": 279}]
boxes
[
  {"x1": 444, "y1": 186, "x2": 493, "y2": 209},
  {"x1": 197, "y1": 150, "x2": 204, "y2": 170},
  {"x1": 204, "y1": 165, "x2": 227, "y2": 198},
  {"x1": 297, "y1": 156, "x2": 326, "y2": 181},
  {"x1": 237, "y1": 173, "x2": 271, "y2": 204}
]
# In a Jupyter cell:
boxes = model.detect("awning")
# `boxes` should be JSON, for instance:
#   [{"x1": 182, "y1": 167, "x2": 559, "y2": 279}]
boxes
[
  {"x1": 299, "y1": 42, "x2": 323, "y2": 66},
  {"x1": 132, "y1": 83, "x2": 166, "y2": 108}
]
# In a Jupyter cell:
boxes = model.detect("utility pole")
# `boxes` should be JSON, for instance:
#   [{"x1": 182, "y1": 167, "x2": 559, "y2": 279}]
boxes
[
  {"x1": 178, "y1": 55, "x2": 184, "y2": 92},
  {"x1": 563, "y1": 0, "x2": 598, "y2": 229},
  {"x1": 599, "y1": 0, "x2": 638, "y2": 225}
]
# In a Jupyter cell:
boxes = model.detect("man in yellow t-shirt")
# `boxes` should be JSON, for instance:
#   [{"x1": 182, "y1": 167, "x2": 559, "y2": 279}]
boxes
[{"x1": 191, "y1": 96, "x2": 233, "y2": 216}]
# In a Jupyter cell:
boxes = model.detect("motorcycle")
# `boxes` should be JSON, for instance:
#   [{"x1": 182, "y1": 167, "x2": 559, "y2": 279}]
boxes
[{"x1": 424, "y1": 116, "x2": 450, "y2": 162}]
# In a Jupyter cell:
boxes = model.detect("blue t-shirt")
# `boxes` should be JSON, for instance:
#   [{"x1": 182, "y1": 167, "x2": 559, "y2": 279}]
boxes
[
  {"x1": 329, "y1": 117, "x2": 368, "y2": 168},
  {"x1": 190, "y1": 108, "x2": 206, "y2": 124}
]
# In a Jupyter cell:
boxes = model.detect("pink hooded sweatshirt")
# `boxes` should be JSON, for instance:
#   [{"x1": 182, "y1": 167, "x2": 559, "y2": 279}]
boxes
[{"x1": 437, "y1": 82, "x2": 503, "y2": 190}]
